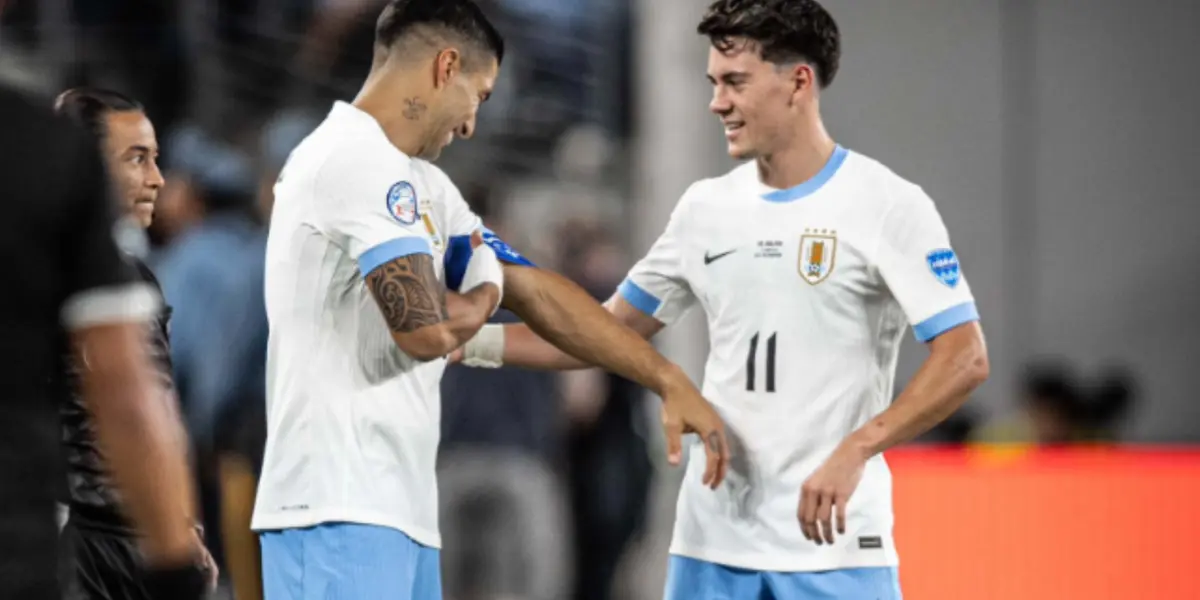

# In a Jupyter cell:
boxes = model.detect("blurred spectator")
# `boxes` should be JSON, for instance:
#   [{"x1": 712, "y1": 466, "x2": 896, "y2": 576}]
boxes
[
  {"x1": 150, "y1": 125, "x2": 265, "y2": 590},
  {"x1": 554, "y1": 221, "x2": 654, "y2": 600},
  {"x1": 1076, "y1": 366, "x2": 1138, "y2": 443},
  {"x1": 439, "y1": 205, "x2": 571, "y2": 600},
  {"x1": 974, "y1": 362, "x2": 1138, "y2": 446},
  {"x1": 1025, "y1": 365, "x2": 1085, "y2": 444}
]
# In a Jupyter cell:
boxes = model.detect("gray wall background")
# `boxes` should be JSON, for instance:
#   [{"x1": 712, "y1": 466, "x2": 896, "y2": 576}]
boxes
[{"x1": 636, "y1": 0, "x2": 1200, "y2": 442}]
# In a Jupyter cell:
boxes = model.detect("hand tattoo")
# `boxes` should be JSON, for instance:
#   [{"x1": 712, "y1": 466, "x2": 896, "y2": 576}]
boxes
[
  {"x1": 365, "y1": 254, "x2": 448, "y2": 333},
  {"x1": 707, "y1": 431, "x2": 723, "y2": 454},
  {"x1": 403, "y1": 97, "x2": 427, "y2": 121}
]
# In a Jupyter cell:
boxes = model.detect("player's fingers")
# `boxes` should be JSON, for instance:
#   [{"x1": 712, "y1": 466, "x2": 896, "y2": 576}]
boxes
[
  {"x1": 836, "y1": 494, "x2": 847, "y2": 536},
  {"x1": 701, "y1": 428, "x2": 723, "y2": 489},
  {"x1": 817, "y1": 492, "x2": 834, "y2": 545},
  {"x1": 663, "y1": 419, "x2": 684, "y2": 466},
  {"x1": 710, "y1": 426, "x2": 731, "y2": 488},
  {"x1": 798, "y1": 486, "x2": 817, "y2": 541},
  {"x1": 470, "y1": 229, "x2": 484, "y2": 249}
]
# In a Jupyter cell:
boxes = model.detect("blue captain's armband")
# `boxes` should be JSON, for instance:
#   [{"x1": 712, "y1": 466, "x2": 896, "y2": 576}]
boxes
[{"x1": 443, "y1": 227, "x2": 536, "y2": 291}]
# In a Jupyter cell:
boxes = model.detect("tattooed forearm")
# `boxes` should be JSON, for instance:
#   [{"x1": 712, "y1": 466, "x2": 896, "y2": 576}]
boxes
[{"x1": 365, "y1": 254, "x2": 447, "y2": 333}]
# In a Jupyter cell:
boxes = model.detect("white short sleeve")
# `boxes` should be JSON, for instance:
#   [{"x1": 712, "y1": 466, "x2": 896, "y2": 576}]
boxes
[
  {"x1": 314, "y1": 144, "x2": 432, "y2": 278},
  {"x1": 618, "y1": 195, "x2": 697, "y2": 326},
  {"x1": 434, "y1": 168, "x2": 483, "y2": 238},
  {"x1": 876, "y1": 184, "x2": 979, "y2": 342}
]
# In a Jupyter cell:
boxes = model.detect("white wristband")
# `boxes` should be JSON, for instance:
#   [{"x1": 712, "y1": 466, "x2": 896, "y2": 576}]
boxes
[
  {"x1": 461, "y1": 244, "x2": 504, "y2": 315},
  {"x1": 462, "y1": 324, "x2": 505, "y2": 368}
]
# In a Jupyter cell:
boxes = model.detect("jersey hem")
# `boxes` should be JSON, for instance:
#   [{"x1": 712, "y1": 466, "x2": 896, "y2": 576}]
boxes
[
  {"x1": 251, "y1": 508, "x2": 441, "y2": 549},
  {"x1": 668, "y1": 542, "x2": 899, "y2": 573}
]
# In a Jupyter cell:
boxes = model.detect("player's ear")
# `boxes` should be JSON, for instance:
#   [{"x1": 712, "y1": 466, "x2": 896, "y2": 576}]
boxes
[
  {"x1": 791, "y1": 63, "x2": 815, "y2": 98},
  {"x1": 434, "y1": 48, "x2": 462, "y2": 89}
]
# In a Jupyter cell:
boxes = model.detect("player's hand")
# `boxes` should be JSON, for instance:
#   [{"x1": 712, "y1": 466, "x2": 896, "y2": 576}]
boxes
[
  {"x1": 798, "y1": 440, "x2": 868, "y2": 545},
  {"x1": 446, "y1": 346, "x2": 464, "y2": 363},
  {"x1": 194, "y1": 532, "x2": 219, "y2": 591},
  {"x1": 659, "y1": 372, "x2": 730, "y2": 489}
]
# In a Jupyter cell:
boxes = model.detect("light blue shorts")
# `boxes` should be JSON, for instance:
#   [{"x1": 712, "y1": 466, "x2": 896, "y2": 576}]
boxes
[
  {"x1": 260, "y1": 522, "x2": 441, "y2": 600},
  {"x1": 664, "y1": 555, "x2": 902, "y2": 600}
]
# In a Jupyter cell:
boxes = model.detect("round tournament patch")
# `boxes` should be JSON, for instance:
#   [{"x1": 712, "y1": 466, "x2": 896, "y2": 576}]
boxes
[{"x1": 386, "y1": 181, "x2": 419, "y2": 225}]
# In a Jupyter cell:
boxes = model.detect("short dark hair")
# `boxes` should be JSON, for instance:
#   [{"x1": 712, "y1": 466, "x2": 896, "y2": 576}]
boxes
[
  {"x1": 53, "y1": 87, "x2": 142, "y2": 138},
  {"x1": 698, "y1": 0, "x2": 841, "y2": 88},
  {"x1": 375, "y1": 0, "x2": 504, "y2": 69}
]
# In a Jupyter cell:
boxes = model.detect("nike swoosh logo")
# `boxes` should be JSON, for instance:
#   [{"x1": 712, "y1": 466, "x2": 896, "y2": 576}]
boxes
[{"x1": 704, "y1": 249, "x2": 736, "y2": 265}]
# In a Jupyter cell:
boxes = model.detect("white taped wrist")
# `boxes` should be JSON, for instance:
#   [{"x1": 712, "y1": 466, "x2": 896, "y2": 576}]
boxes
[
  {"x1": 463, "y1": 324, "x2": 505, "y2": 368},
  {"x1": 462, "y1": 245, "x2": 504, "y2": 314}
]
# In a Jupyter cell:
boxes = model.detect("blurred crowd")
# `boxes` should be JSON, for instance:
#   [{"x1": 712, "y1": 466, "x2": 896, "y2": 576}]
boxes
[
  {"x1": 0, "y1": 0, "x2": 1145, "y2": 598},
  {"x1": 921, "y1": 361, "x2": 1139, "y2": 447}
]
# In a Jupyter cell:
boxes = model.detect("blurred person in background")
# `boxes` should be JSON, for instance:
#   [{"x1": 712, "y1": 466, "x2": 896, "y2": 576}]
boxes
[
  {"x1": 150, "y1": 124, "x2": 265, "y2": 593},
  {"x1": 553, "y1": 221, "x2": 654, "y2": 600},
  {"x1": 976, "y1": 362, "x2": 1138, "y2": 445},
  {"x1": 457, "y1": 1, "x2": 990, "y2": 598},
  {"x1": 1079, "y1": 366, "x2": 1137, "y2": 442},
  {"x1": 0, "y1": 71, "x2": 202, "y2": 597},
  {"x1": 438, "y1": 189, "x2": 570, "y2": 600},
  {"x1": 202, "y1": 108, "x2": 321, "y2": 600},
  {"x1": 974, "y1": 362, "x2": 1080, "y2": 445},
  {"x1": 53, "y1": 87, "x2": 219, "y2": 598}
]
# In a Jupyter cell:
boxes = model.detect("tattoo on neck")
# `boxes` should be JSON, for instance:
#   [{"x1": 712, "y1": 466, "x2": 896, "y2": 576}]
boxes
[{"x1": 403, "y1": 97, "x2": 427, "y2": 121}]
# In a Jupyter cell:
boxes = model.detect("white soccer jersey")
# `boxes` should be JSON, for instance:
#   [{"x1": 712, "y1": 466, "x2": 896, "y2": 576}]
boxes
[
  {"x1": 251, "y1": 102, "x2": 482, "y2": 548},
  {"x1": 621, "y1": 146, "x2": 978, "y2": 572}
]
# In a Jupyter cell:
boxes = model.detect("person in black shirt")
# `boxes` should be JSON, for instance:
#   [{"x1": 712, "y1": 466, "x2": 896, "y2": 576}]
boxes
[
  {"x1": 0, "y1": 82, "x2": 206, "y2": 599},
  {"x1": 52, "y1": 88, "x2": 218, "y2": 598}
]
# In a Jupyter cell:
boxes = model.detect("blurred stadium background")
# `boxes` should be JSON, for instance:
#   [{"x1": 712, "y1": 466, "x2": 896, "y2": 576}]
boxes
[{"x1": 4, "y1": 0, "x2": 1199, "y2": 598}]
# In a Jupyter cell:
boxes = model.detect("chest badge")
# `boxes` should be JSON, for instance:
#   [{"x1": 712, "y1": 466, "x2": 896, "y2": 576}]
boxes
[
  {"x1": 799, "y1": 228, "x2": 837, "y2": 285},
  {"x1": 418, "y1": 197, "x2": 444, "y2": 252}
]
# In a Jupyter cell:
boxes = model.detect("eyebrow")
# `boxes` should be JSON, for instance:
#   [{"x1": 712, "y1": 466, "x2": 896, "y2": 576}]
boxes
[
  {"x1": 706, "y1": 72, "x2": 748, "y2": 83},
  {"x1": 126, "y1": 145, "x2": 158, "y2": 155}
]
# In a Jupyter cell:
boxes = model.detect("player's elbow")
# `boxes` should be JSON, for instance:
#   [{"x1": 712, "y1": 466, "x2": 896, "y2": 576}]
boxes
[
  {"x1": 392, "y1": 325, "x2": 457, "y2": 362},
  {"x1": 965, "y1": 349, "x2": 990, "y2": 389},
  {"x1": 958, "y1": 332, "x2": 990, "y2": 390},
  {"x1": 932, "y1": 322, "x2": 990, "y2": 392}
]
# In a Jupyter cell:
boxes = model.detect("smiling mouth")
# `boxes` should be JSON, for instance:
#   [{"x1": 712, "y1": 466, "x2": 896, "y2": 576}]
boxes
[{"x1": 724, "y1": 122, "x2": 745, "y2": 134}]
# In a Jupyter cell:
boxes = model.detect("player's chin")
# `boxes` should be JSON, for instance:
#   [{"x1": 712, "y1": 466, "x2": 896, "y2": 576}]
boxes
[
  {"x1": 133, "y1": 202, "x2": 155, "y2": 228},
  {"x1": 726, "y1": 142, "x2": 756, "y2": 161},
  {"x1": 418, "y1": 145, "x2": 445, "y2": 161}
]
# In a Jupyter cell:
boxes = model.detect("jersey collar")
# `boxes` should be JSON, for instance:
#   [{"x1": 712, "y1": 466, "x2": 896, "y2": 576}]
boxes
[{"x1": 759, "y1": 144, "x2": 849, "y2": 203}]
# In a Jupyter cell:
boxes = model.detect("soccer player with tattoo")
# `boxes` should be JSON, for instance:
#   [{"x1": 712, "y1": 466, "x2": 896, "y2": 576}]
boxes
[
  {"x1": 456, "y1": 1, "x2": 990, "y2": 598},
  {"x1": 54, "y1": 88, "x2": 219, "y2": 598},
  {"x1": 251, "y1": 1, "x2": 729, "y2": 597}
]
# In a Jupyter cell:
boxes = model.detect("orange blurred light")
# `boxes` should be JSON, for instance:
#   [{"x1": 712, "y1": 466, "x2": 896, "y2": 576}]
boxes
[{"x1": 890, "y1": 446, "x2": 1200, "y2": 600}]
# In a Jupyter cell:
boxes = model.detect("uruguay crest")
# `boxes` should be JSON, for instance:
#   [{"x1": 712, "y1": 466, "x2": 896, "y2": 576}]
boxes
[
  {"x1": 798, "y1": 229, "x2": 837, "y2": 285},
  {"x1": 926, "y1": 248, "x2": 961, "y2": 288}
]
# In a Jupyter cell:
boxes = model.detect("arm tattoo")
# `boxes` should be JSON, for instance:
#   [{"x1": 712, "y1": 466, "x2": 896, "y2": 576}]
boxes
[
  {"x1": 365, "y1": 254, "x2": 448, "y2": 333},
  {"x1": 402, "y1": 97, "x2": 427, "y2": 121}
]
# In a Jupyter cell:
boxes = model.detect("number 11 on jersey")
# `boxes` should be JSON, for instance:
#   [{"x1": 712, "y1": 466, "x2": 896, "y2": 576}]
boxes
[{"x1": 746, "y1": 332, "x2": 777, "y2": 393}]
